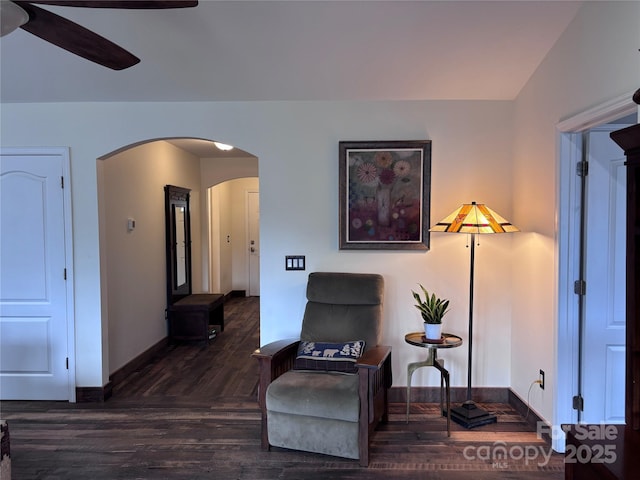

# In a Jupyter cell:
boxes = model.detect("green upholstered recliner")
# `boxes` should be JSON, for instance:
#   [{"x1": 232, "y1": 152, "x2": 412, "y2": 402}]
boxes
[{"x1": 252, "y1": 272, "x2": 392, "y2": 467}]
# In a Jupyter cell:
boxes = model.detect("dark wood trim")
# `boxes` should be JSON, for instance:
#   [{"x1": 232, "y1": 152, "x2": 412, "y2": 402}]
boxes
[
  {"x1": 392, "y1": 386, "x2": 549, "y2": 443},
  {"x1": 507, "y1": 389, "x2": 550, "y2": 443},
  {"x1": 75, "y1": 383, "x2": 112, "y2": 403},
  {"x1": 75, "y1": 337, "x2": 169, "y2": 403},
  {"x1": 109, "y1": 337, "x2": 170, "y2": 389},
  {"x1": 389, "y1": 386, "x2": 509, "y2": 404}
]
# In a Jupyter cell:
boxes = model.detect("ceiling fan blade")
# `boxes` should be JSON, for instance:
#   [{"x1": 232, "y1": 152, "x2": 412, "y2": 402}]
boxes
[
  {"x1": 28, "y1": 1, "x2": 198, "y2": 8},
  {"x1": 15, "y1": 1, "x2": 140, "y2": 70}
]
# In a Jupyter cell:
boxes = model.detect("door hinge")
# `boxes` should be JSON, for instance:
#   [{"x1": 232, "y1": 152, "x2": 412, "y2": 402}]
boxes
[
  {"x1": 66, "y1": 357, "x2": 69, "y2": 369},
  {"x1": 574, "y1": 279, "x2": 586, "y2": 295},
  {"x1": 64, "y1": 268, "x2": 67, "y2": 280},
  {"x1": 573, "y1": 395, "x2": 584, "y2": 412},
  {"x1": 61, "y1": 176, "x2": 64, "y2": 189},
  {"x1": 576, "y1": 161, "x2": 589, "y2": 177}
]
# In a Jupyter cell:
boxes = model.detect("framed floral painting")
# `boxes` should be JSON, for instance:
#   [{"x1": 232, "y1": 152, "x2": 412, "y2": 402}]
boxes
[{"x1": 339, "y1": 140, "x2": 431, "y2": 250}]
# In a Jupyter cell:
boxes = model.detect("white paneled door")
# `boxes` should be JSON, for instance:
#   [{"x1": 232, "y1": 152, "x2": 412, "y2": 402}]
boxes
[
  {"x1": 0, "y1": 148, "x2": 74, "y2": 400},
  {"x1": 581, "y1": 128, "x2": 627, "y2": 424}
]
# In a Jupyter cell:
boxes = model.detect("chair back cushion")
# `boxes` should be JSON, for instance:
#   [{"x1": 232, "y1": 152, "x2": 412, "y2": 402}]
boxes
[{"x1": 300, "y1": 272, "x2": 384, "y2": 350}]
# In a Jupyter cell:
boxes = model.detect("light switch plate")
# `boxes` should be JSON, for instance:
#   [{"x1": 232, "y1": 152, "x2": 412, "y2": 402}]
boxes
[{"x1": 285, "y1": 255, "x2": 305, "y2": 271}]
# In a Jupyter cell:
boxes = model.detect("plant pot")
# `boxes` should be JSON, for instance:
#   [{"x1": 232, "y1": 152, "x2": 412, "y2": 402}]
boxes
[{"x1": 424, "y1": 323, "x2": 442, "y2": 340}]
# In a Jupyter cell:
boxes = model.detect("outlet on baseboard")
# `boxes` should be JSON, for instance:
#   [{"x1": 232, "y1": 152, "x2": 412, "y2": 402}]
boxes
[{"x1": 539, "y1": 369, "x2": 545, "y2": 390}]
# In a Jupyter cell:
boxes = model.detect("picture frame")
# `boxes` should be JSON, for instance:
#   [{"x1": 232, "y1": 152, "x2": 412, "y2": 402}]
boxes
[{"x1": 339, "y1": 140, "x2": 431, "y2": 250}]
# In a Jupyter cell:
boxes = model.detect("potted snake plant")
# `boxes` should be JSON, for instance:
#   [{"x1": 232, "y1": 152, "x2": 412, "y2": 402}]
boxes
[{"x1": 412, "y1": 284, "x2": 450, "y2": 340}]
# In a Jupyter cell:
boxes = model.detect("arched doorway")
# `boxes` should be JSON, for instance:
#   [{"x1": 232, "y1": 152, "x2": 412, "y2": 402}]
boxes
[{"x1": 97, "y1": 137, "x2": 259, "y2": 378}]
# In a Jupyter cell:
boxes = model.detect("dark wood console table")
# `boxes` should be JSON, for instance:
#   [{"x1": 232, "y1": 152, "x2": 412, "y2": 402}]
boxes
[{"x1": 168, "y1": 294, "x2": 224, "y2": 343}]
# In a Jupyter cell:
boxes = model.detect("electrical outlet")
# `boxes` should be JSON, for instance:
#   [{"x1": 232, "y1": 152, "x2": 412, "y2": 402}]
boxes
[{"x1": 539, "y1": 369, "x2": 545, "y2": 390}]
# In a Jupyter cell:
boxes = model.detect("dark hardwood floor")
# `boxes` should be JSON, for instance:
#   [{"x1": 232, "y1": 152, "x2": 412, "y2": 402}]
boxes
[{"x1": 1, "y1": 296, "x2": 565, "y2": 479}]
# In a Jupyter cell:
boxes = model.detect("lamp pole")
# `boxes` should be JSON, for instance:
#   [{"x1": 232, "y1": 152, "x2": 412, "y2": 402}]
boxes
[{"x1": 449, "y1": 228, "x2": 496, "y2": 427}]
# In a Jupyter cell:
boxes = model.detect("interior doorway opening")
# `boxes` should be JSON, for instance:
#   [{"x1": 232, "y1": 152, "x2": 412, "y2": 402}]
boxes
[
  {"x1": 206, "y1": 177, "x2": 260, "y2": 297},
  {"x1": 555, "y1": 95, "x2": 637, "y2": 452},
  {"x1": 98, "y1": 137, "x2": 259, "y2": 381}
]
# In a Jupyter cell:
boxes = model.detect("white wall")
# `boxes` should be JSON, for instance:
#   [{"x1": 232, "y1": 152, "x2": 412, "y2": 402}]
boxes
[
  {"x1": 1, "y1": 100, "x2": 514, "y2": 390},
  {"x1": 257, "y1": 101, "x2": 516, "y2": 391},
  {"x1": 511, "y1": 0, "x2": 639, "y2": 432},
  {"x1": 99, "y1": 141, "x2": 201, "y2": 373},
  {"x1": 207, "y1": 180, "x2": 235, "y2": 295},
  {"x1": 218, "y1": 181, "x2": 234, "y2": 294},
  {"x1": 201, "y1": 156, "x2": 259, "y2": 187},
  {"x1": 230, "y1": 178, "x2": 260, "y2": 294},
  {"x1": 207, "y1": 183, "x2": 224, "y2": 293}
]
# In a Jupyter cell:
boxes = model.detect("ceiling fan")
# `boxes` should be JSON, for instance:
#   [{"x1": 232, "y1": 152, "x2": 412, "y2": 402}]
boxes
[{"x1": 0, "y1": 1, "x2": 198, "y2": 70}]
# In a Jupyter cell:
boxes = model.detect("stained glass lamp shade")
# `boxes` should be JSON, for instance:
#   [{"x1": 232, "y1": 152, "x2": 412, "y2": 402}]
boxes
[{"x1": 431, "y1": 202, "x2": 519, "y2": 234}]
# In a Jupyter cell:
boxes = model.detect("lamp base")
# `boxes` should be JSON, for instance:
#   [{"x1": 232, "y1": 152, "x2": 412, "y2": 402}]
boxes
[{"x1": 448, "y1": 400, "x2": 497, "y2": 429}]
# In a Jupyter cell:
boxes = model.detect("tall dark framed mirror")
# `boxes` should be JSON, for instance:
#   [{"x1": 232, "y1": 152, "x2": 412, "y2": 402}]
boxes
[{"x1": 165, "y1": 185, "x2": 192, "y2": 306}]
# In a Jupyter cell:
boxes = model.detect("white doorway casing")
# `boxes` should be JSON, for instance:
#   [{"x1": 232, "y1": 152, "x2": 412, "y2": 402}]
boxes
[
  {"x1": 0, "y1": 147, "x2": 76, "y2": 401},
  {"x1": 555, "y1": 93, "x2": 637, "y2": 452},
  {"x1": 247, "y1": 191, "x2": 260, "y2": 297}
]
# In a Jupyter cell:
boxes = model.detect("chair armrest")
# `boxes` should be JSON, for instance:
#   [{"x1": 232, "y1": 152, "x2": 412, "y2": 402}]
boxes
[
  {"x1": 356, "y1": 345, "x2": 391, "y2": 370},
  {"x1": 252, "y1": 338, "x2": 299, "y2": 409},
  {"x1": 252, "y1": 338, "x2": 299, "y2": 359},
  {"x1": 357, "y1": 345, "x2": 393, "y2": 431}
]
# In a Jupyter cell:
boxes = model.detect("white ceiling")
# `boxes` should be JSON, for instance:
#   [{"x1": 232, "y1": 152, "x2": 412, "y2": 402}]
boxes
[
  {"x1": 1, "y1": 0, "x2": 583, "y2": 104},
  {"x1": 165, "y1": 137, "x2": 255, "y2": 158}
]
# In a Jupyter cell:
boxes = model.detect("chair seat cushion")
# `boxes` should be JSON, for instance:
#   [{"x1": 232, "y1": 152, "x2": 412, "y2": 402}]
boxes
[{"x1": 266, "y1": 370, "x2": 360, "y2": 422}]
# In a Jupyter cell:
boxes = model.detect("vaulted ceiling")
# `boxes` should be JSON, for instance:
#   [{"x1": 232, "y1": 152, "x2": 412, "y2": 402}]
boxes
[{"x1": 0, "y1": 1, "x2": 583, "y2": 104}]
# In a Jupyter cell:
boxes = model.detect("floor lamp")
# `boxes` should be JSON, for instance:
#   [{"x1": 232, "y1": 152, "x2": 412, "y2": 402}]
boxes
[{"x1": 431, "y1": 201, "x2": 519, "y2": 428}]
